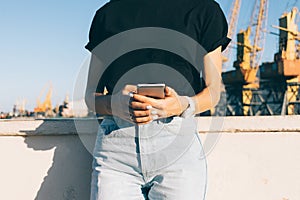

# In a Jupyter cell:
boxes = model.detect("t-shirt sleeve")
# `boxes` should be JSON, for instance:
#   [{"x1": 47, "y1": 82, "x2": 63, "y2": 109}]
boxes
[
  {"x1": 85, "y1": 10, "x2": 106, "y2": 52},
  {"x1": 85, "y1": 9, "x2": 109, "y2": 93},
  {"x1": 197, "y1": 1, "x2": 231, "y2": 53}
]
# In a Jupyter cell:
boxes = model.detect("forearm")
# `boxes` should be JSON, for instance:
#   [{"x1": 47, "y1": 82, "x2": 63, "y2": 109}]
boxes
[
  {"x1": 190, "y1": 46, "x2": 222, "y2": 114},
  {"x1": 85, "y1": 93, "x2": 113, "y2": 115},
  {"x1": 191, "y1": 85, "x2": 221, "y2": 114}
]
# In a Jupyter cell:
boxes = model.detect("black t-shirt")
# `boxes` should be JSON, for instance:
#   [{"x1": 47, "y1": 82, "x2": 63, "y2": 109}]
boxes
[{"x1": 86, "y1": 0, "x2": 230, "y2": 96}]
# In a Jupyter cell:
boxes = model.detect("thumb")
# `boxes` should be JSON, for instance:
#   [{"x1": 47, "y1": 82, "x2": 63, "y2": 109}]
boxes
[{"x1": 165, "y1": 86, "x2": 173, "y2": 97}]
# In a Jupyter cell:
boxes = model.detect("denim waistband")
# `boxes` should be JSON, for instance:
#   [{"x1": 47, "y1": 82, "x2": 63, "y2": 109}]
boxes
[
  {"x1": 101, "y1": 115, "x2": 175, "y2": 126},
  {"x1": 99, "y1": 115, "x2": 178, "y2": 136}
]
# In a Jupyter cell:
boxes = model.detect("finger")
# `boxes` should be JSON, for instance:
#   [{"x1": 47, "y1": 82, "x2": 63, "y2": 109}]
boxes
[
  {"x1": 128, "y1": 92, "x2": 134, "y2": 97},
  {"x1": 165, "y1": 86, "x2": 171, "y2": 95},
  {"x1": 132, "y1": 115, "x2": 152, "y2": 123},
  {"x1": 130, "y1": 101, "x2": 152, "y2": 110},
  {"x1": 132, "y1": 94, "x2": 165, "y2": 110},
  {"x1": 135, "y1": 121, "x2": 152, "y2": 125},
  {"x1": 165, "y1": 86, "x2": 174, "y2": 97},
  {"x1": 132, "y1": 110, "x2": 151, "y2": 117},
  {"x1": 134, "y1": 114, "x2": 160, "y2": 125},
  {"x1": 132, "y1": 94, "x2": 156, "y2": 104},
  {"x1": 124, "y1": 85, "x2": 137, "y2": 92}
]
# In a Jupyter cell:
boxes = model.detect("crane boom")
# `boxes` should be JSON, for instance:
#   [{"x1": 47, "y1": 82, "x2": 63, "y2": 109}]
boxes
[
  {"x1": 250, "y1": 0, "x2": 268, "y2": 69},
  {"x1": 227, "y1": 0, "x2": 241, "y2": 40},
  {"x1": 222, "y1": 0, "x2": 241, "y2": 69}
]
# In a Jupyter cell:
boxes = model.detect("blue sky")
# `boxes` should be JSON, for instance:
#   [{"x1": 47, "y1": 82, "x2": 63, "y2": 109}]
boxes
[{"x1": 0, "y1": 0, "x2": 299, "y2": 112}]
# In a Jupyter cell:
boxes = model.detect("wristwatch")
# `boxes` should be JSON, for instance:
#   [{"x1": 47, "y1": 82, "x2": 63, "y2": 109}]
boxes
[{"x1": 180, "y1": 96, "x2": 196, "y2": 118}]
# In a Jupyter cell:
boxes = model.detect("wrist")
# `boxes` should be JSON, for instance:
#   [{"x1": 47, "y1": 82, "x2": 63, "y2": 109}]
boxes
[
  {"x1": 178, "y1": 96, "x2": 189, "y2": 115},
  {"x1": 179, "y1": 96, "x2": 196, "y2": 118}
]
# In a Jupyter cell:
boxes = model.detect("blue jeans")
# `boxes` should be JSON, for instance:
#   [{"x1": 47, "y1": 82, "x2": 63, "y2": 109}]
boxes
[{"x1": 90, "y1": 116, "x2": 207, "y2": 200}]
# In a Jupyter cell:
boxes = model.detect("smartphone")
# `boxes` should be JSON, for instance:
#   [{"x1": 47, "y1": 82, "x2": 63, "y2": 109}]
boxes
[{"x1": 137, "y1": 83, "x2": 165, "y2": 99}]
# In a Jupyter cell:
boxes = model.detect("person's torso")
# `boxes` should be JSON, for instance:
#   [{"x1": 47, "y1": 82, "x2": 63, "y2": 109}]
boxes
[{"x1": 94, "y1": 0, "x2": 211, "y2": 95}]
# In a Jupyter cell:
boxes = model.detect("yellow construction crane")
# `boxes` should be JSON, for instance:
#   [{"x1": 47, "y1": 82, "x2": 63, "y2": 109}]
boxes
[
  {"x1": 261, "y1": 7, "x2": 300, "y2": 114},
  {"x1": 222, "y1": 0, "x2": 241, "y2": 66},
  {"x1": 222, "y1": 0, "x2": 268, "y2": 115},
  {"x1": 273, "y1": 7, "x2": 300, "y2": 60},
  {"x1": 235, "y1": 0, "x2": 268, "y2": 85},
  {"x1": 34, "y1": 85, "x2": 53, "y2": 115},
  {"x1": 240, "y1": 0, "x2": 268, "y2": 115}
]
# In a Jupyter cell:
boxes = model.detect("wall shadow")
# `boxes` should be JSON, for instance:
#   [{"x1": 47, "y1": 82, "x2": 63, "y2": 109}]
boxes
[{"x1": 22, "y1": 119, "x2": 98, "y2": 200}]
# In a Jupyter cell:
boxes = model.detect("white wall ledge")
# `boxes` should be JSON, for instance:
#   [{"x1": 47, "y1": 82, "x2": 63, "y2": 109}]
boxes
[
  {"x1": 1, "y1": 116, "x2": 300, "y2": 136},
  {"x1": 1, "y1": 116, "x2": 300, "y2": 200}
]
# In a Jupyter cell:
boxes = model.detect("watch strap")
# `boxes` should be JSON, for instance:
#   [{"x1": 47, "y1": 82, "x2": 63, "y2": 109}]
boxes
[{"x1": 180, "y1": 96, "x2": 195, "y2": 118}]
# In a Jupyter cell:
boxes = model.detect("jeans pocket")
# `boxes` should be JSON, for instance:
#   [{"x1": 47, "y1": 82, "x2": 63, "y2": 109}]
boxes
[
  {"x1": 101, "y1": 124, "x2": 119, "y2": 135},
  {"x1": 99, "y1": 118, "x2": 119, "y2": 136}
]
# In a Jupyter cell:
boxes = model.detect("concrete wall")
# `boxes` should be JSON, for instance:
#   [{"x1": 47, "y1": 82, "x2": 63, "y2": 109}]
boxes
[{"x1": 0, "y1": 116, "x2": 300, "y2": 200}]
